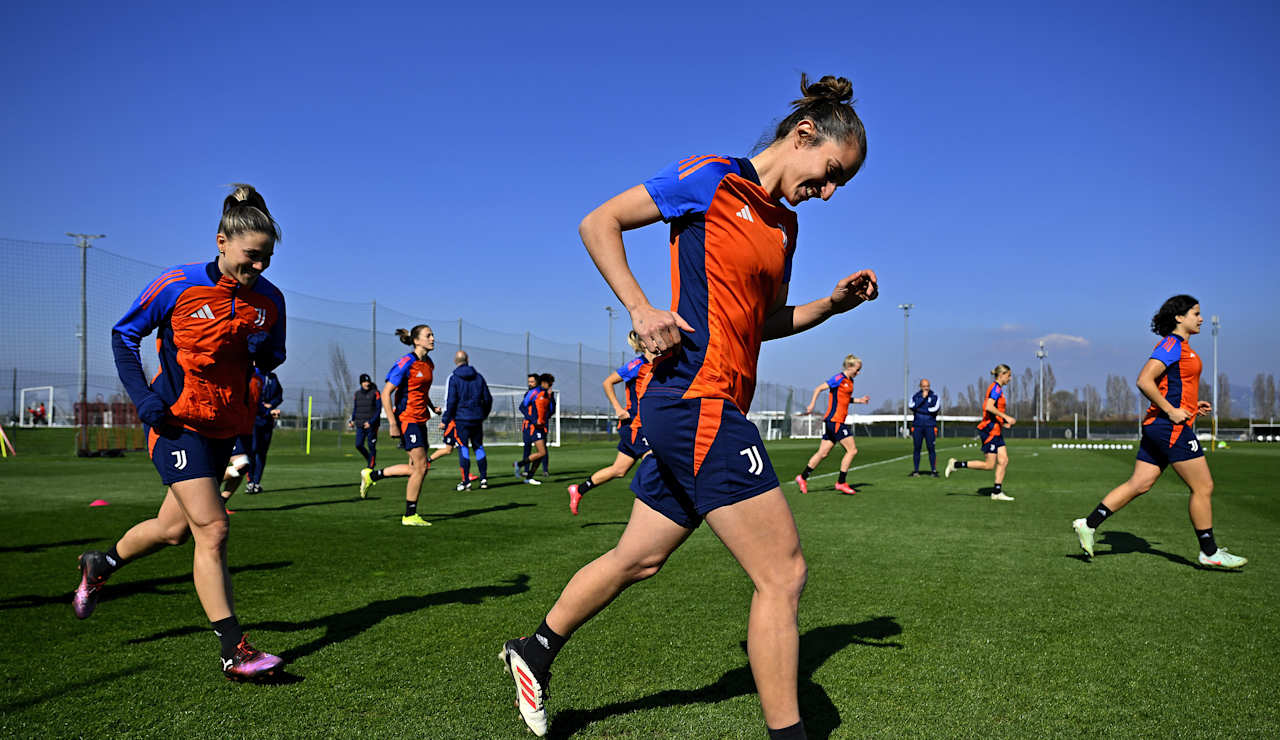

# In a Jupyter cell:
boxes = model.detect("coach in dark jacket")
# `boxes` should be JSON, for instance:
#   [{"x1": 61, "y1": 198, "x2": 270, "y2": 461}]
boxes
[
  {"x1": 908, "y1": 378, "x2": 941, "y2": 476},
  {"x1": 443, "y1": 351, "x2": 493, "y2": 486},
  {"x1": 350, "y1": 373, "x2": 381, "y2": 468}
]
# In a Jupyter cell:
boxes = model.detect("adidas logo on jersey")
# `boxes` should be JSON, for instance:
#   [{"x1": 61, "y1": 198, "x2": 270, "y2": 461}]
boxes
[
  {"x1": 736, "y1": 205, "x2": 754, "y2": 222},
  {"x1": 189, "y1": 304, "x2": 215, "y2": 320}
]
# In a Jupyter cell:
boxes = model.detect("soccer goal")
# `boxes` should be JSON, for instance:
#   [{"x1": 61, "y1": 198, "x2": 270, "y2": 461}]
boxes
[
  {"x1": 437, "y1": 383, "x2": 560, "y2": 448},
  {"x1": 19, "y1": 386, "x2": 54, "y2": 427}
]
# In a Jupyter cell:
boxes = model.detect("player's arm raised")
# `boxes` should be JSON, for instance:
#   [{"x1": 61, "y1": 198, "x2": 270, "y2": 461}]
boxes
[
  {"x1": 580, "y1": 185, "x2": 693, "y2": 355},
  {"x1": 762, "y1": 269, "x2": 879, "y2": 341}
]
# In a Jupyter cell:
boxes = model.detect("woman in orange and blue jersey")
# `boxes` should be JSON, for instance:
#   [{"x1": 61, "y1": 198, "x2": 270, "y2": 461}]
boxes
[
  {"x1": 1071, "y1": 295, "x2": 1246, "y2": 568},
  {"x1": 72, "y1": 185, "x2": 286, "y2": 680},
  {"x1": 795, "y1": 354, "x2": 869, "y2": 495},
  {"x1": 945, "y1": 364, "x2": 1017, "y2": 501},
  {"x1": 359, "y1": 325, "x2": 442, "y2": 526},
  {"x1": 501, "y1": 74, "x2": 876, "y2": 740},
  {"x1": 568, "y1": 332, "x2": 654, "y2": 515}
]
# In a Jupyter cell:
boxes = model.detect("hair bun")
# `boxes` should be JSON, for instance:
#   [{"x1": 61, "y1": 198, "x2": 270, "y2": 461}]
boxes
[{"x1": 799, "y1": 74, "x2": 854, "y2": 106}]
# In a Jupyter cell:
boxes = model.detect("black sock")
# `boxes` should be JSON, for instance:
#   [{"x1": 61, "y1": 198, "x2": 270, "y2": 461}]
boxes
[
  {"x1": 838, "y1": 471, "x2": 848, "y2": 484},
  {"x1": 955, "y1": 461, "x2": 967, "y2": 469},
  {"x1": 578, "y1": 478, "x2": 595, "y2": 494},
  {"x1": 104, "y1": 544, "x2": 124, "y2": 574},
  {"x1": 768, "y1": 720, "x2": 806, "y2": 740},
  {"x1": 1085, "y1": 503, "x2": 1112, "y2": 529},
  {"x1": 405, "y1": 499, "x2": 417, "y2": 517},
  {"x1": 801, "y1": 466, "x2": 813, "y2": 480},
  {"x1": 522, "y1": 619, "x2": 568, "y2": 675},
  {"x1": 993, "y1": 483, "x2": 1002, "y2": 493},
  {"x1": 1196, "y1": 528, "x2": 1217, "y2": 556},
  {"x1": 370, "y1": 468, "x2": 385, "y2": 481},
  {"x1": 211, "y1": 615, "x2": 243, "y2": 660}
]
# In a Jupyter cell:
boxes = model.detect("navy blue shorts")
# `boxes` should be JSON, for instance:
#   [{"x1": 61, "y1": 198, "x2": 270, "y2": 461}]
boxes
[
  {"x1": 616, "y1": 421, "x2": 650, "y2": 459},
  {"x1": 454, "y1": 421, "x2": 483, "y2": 448},
  {"x1": 822, "y1": 421, "x2": 852, "y2": 442},
  {"x1": 527, "y1": 425, "x2": 547, "y2": 443},
  {"x1": 399, "y1": 422, "x2": 428, "y2": 451},
  {"x1": 630, "y1": 395, "x2": 779, "y2": 529},
  {"x1": 440, "y1": 421, "x2": 461, "y2": 447},
  {"x1": 978, "y1": 426, "x2": 1005, "y2": 454},
  {"x1": 1137, "y1": 419, "x2": 1204, "y2": 468},
  {"x1": 147, "y1": 426, "x2": 235, "y2": 486}
]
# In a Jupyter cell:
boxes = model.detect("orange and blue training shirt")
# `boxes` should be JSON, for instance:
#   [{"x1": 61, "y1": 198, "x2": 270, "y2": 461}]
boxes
[
  {"x1": 386, "y1": 352, "x2": 434, "y2": 424},
  {"x1": 823, "y1": 372, "x2": 855, "y2": 423},
  {"x1": 1143, "y1": 335, "x2": 1201, "y2": 428},
  {"x1": 112, "y1": 260, "x2": 286, "y2": 440},
  {"x1": 617, "y1": 355, "x2": 652, "y2": 442},
  {"x1": 977, "y1": 382, "x2": 1006, "y2": 440},
  {"x1": 641, "y1": 155, "x2": 797, "y2": 413},
  {"x1": 530, "y1": 387, "x2": 555, "y2": 430}
]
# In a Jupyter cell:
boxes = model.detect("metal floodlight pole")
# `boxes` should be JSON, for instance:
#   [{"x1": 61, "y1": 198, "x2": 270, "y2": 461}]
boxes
[
  {"x1": 1035, "y1": 341, "x2": 1047, "y2": 439},
  {"x1": 68, "y1": 232, "x2": 105, "y2": 450},
  {"x1": 371, "y1": 300, "x2": 377, "y2": 381},
  {"x1": 898, "y1": 304, "x2": 912, "y2": 437},
  {"x1": 1211, "y1": 315, "x2": 1220, "y2": 448},
  {"x1": 605, "y1": 306, "x2": 617, "y2": 370}
]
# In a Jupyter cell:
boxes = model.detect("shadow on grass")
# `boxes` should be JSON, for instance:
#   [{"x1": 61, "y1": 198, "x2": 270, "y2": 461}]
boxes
[
  {"x1": 580, "y1": 521, "x2": 629, "y2": 528},
  {"x1": 127, "y1": 574, "x2": 532, "y2": 664},
  {"x1": 235, "y1": 496, "x2": 364, "y2": 512},
  {"x1": 547, "y1": 616, "x2": 903, "y2": 739},
  {"x1": 1067, "y1": 531, "x2": 1233, "y2": 571},
  {"x1": 0, "y1": 664, "x2": 151, "y2": 713},
  {"x1": 0, "y1": 561, "x2": 293, "y2": 611},
  {"x1": 247, "y1": 482, "x2": 362, "y2": 494},
  {"x1": 0, "y1": 537, "x2": 101, "y2": 554},
  {"x1": 424, "y1": 502, "x2": 536, "y2": 521}
]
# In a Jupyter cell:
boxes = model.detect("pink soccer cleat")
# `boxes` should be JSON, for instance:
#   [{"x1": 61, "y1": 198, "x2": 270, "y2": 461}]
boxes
[
  {"x1": 568, "y1": 485, "x2": 582, "y2": 516},
  {"x1": 222, "y1": 635, "x2": 284, "y2": 680},
  {"x1": 795, "y1": 475, "x2": 808, "y2": 495},
  {"x1": 72, "y1": 551, "x2": 116, "y2": 619},
  {"x1": 834, "y1": 482, "x2": 857, "y2": 495}
]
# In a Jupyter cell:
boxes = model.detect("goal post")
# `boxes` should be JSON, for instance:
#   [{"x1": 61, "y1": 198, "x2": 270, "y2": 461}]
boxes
[{"x1": 19, "y1": 386, "x2": 53, "y2": 427}]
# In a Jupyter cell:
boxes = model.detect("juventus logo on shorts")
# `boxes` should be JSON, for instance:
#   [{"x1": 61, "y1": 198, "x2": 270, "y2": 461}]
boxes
[
  {"x1": 739, "y1": 445, "x2": 764, "y2": 475},
  {"x1": 408, "y1": 434, "x2": 417, "y2": 443},
  {"x1": 171, "y1": 450, "x2": 188, "y2": 470}
]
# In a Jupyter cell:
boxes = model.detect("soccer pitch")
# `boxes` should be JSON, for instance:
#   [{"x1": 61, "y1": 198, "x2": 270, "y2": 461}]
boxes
[{"x1": 1, "y1": 432, "x2": 1276, "y2": 738}]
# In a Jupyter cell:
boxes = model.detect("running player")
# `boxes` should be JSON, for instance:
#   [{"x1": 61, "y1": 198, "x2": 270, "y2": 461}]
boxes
[
  {"x1": 519, "y1": 374, "x2": 555, "y2": 485},
  {"x1": 358, "y1": 325, "x2": 442, "y2": 525},
  {"x1": 945, "y1": 364, "x2": 1016, "y2": 501},
  {"x1": 441, "y1": 350, "x2": 493, "y2": 491},
  {"x1": 795, "y1": 354, "x2": 869, "y2": 495},
  {"x1": 1072, "y1": 296, "x2": 1246, "y2": 568},
  {"x1": 501, "y1": 74, "x2": 874, "y2": 740},
  {"x1": 72, "y1": 184, "x2": 286, "y2": 680},
  {"x1": 568, "y1": 332, "x2": 652, "y2": 515}
]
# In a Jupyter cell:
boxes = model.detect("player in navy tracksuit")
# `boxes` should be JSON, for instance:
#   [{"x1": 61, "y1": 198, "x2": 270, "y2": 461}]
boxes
[
  {"x1": 441, "y1": 351, "x2": 493, "y2": 490},
  {"x1": 907, "y1": 378, "x2": 941, "y2": 476},
  {"x1": 515, "y1": 374, "x2": 539, "y2": 477},
  {"x1": 246, "y1": 369, "x2": 281, "y2": 493},
  {"x1": 349, "y1": 373, "x2": 381, "y2": 467},
  {"x1": 72, "y1": 185, "x2": 286, "y2": 680}
]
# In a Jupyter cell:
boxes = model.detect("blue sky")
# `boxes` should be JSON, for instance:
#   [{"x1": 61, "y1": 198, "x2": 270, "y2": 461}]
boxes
[{"x1": 3, "y1": 1, "x2": 1277, "y2": 412}]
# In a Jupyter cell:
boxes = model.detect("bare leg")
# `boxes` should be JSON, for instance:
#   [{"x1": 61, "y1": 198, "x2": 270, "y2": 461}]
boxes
[
  {"x1": 167, "y1": 477, "x2": 235, "y2": 621},
  {"x1": 546, "y1": 498, "x2": 692, "y2": 636},
  {"x1": 379, "y1": 463, "x2": 413, "y2": 477},
  {"x1": 964, "y1": 452, "x2": 998, "y2": 471},
  {"x1": 429, "y1": 444, "x2": 455, "y2": 463},
  {"x1": 405, "y1": 446, "x2": 429, "y2": 503},
  {"x1": 1099, "y1": 460, "x2": 1163, "y2": 514},
  {"x1": 837, "y1": 437, "x2": 857, "y2": 472},
  {"x1": 705, "y1": 489, "x2": 807, "y2": 730},
  {"x1": 588, "y1": 452, "x2": 637, "y2": 487},
  {"x1": 805, "y1": 439, "x2": 834, "y2": 471},
  {"x1": 993, "y1": 446, "x2": 1009, "y2": 485},
  {"x1": 526, "y1": 439, "x2": 548, "y2": 469},
  {"x1": 1170, "y1": 456, "x2": 1214, "y2": 530},
  {"x1": 115, "y1": 488, "x2": 193, "y2": 561}
]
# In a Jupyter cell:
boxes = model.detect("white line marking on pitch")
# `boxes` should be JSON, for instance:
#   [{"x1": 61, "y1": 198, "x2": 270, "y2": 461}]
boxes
[{"x1": 792, "y1": 446, "x2": 970, "y2": 484}]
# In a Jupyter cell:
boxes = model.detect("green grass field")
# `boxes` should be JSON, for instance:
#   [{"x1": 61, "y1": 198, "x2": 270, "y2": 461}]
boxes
[{"x1": 1, "y1": 430, "x2": 1277, "y2": 738}]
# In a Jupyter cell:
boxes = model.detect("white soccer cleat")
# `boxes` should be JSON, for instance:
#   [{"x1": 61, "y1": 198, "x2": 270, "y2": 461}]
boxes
[
  {"x1": 1199, "y1": 548, "x2": 1247, "y2": 569},
  {"x1": 501, "y1": 639, "x2": 549, "y2": 737},
  {"x1": 944, "y1": 458, "x2": 957, "y2": 478},
  {"x1": 524, "y1": 478, "x2": 542, "y2": 486},
  {"x1": 1072, "y1": 518, "x2": 1095, "y2": 557},
  {"x1": 990, "y1": 492, "x2": 1015, "y2": 501}
]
